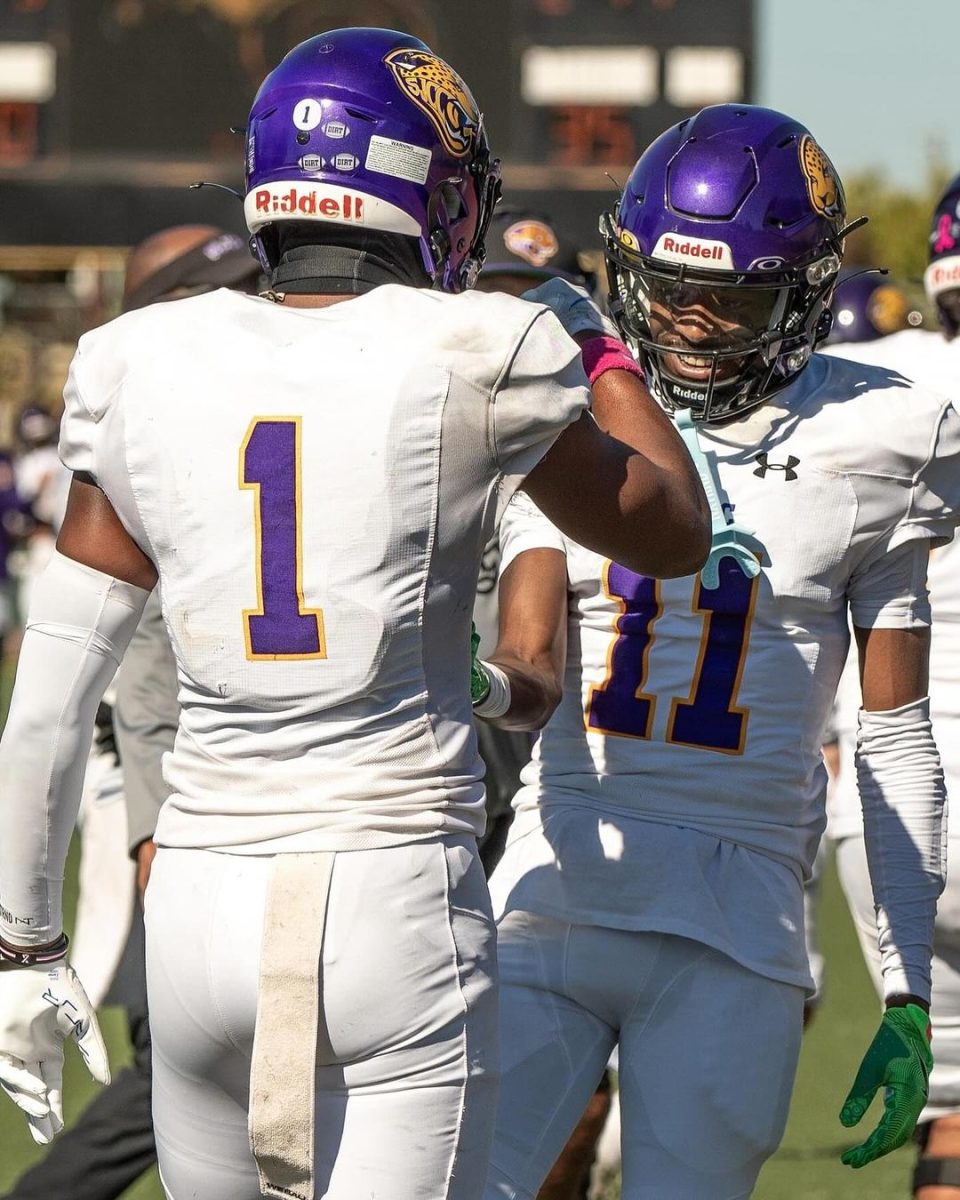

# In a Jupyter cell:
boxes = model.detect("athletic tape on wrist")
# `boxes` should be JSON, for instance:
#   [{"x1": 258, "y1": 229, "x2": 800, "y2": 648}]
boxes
[
  {"x1": 472, "y1": 660, "x2": 511, "y2": 718},
  {"x1": 580, "y1": 335, "x2": 644, "y2": 386}
]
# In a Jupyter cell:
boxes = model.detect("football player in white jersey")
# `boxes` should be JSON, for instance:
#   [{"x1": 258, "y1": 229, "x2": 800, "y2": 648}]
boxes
[
  {"x1": 823, "y1": 176, "x2": 960, "y2": 1198},
  {"x1": 474, "y1": 104, "x2": 960, "y2": 1200},
  {"x1": 0, "y1": 28, "x2": 709, "y2": 1200}
]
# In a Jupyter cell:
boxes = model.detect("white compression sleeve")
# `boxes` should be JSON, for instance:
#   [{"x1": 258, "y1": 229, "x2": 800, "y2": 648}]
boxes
[
  {"x1": 856, "y1": 697, "x2": 946, "y2": 1002},
  {"x1": 0, "y1": 552, "x2": 150, "y2": 945}
]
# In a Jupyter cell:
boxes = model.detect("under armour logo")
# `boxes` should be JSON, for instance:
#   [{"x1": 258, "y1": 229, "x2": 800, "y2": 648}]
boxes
[{"x1": 753, "y1": 452, "x2": 799, "y2": 482}]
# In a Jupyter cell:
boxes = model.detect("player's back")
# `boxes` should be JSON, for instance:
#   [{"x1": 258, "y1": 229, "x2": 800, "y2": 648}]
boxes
[{"x1": 62, "y1": 285, "x2": 587, "y2": 852}]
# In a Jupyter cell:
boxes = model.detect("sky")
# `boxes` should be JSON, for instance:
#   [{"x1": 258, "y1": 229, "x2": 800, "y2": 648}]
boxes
[{"x1": 756, "y1": 0, "x2": 956, "y2": 189}]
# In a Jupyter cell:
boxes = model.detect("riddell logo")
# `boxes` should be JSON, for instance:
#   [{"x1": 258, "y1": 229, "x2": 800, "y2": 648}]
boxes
[
  {"x1": 928, "y1": 262, "x2": 960, "y2": 289},
  {"x1": 254, "y1": 188, "x2": 364, "y2": 221},
  {"x1": 653, "y1": 233, "x2": 733, "y2": 270}
]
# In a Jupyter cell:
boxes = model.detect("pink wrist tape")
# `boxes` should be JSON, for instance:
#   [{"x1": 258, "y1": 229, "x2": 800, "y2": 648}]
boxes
[{"x1": 579, "y1": 335, "x2": 644, "y2": 386}]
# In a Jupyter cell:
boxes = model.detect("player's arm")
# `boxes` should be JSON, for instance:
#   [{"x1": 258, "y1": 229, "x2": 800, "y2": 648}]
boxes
[
  {"x1": 854, "y1": 621, "x2": 939, "y2": 1014},
  {"x1": 472, "y1": 548, "x2": 568, "y2": 731},
  {"x1": 0, "y1": 476, "x2": 154, "y2": 1143},
  {"x1": 509, "y1": 279, "x2": 711, "y2": 580},
  {"x1": 525, "y1": 363, "x2": 710, "y2": 580},
  {"x1": 838, "y1": 541, "x2": 943, "y2": 1168}
]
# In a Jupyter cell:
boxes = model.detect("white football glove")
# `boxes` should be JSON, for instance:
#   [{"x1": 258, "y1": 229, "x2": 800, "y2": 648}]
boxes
[
  {"x1": 522, "y1": 277, "x2": 620, "y2": 340},
  {"x1": 0, "y1": 959, "x2": 109, "y2": 1144}
]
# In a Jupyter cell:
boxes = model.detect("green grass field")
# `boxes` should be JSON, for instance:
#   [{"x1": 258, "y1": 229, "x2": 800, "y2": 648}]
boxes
[{"x1": 0, "y1": 657, "x2": 914, "y2": 1198}]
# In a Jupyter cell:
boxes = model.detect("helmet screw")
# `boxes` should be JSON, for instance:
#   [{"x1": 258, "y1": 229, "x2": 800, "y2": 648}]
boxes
[{"x1": 296, "y1": 131, "x2": 310, "y2": 145}]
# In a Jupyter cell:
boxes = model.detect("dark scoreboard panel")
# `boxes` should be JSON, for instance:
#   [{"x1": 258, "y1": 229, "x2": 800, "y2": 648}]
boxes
[
  {"x1": 508, "y1": 0, "x2": 754, "y2": 164},
  {"x1": 0, "y1": 0, "x2": 752, "y2": 246},
  {"x1": 0, "y1": 0, "x2": 752, "y2": 165}
]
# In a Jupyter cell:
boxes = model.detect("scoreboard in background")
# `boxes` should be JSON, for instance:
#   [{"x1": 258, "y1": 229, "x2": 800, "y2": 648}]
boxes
[
  {"x1": 0, "y1": 0, "x2": 62, "y2": 164},
  {"x1": 510, "y1": 0, "x2": 754, "y2": 165},
  {"x1": 0, "y1": 0, "x2": 754, "y2": 248},
  {"x1": 0, "y1": 0, "x2": 752, "y2": 166}
]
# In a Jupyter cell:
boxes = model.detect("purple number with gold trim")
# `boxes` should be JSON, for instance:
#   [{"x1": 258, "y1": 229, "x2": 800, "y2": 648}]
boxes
[
  {"x1": 585, "y1": 563, "x2": 661, "y2": 738},
  {"x1": 240, "y1": 417, "x2": 326, "y2": 661},
  {"x1": 666, "y1": 557, "x2": 758, "y2": 754},
  {"x1": 587, "y1": 557, "x2": 757, "y2": 754}
]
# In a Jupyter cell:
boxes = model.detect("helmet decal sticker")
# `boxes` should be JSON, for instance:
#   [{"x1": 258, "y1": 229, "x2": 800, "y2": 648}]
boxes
[
  {"x1": 292, "y1": 99, "x2": 324, "y2": 131},
  {"x1": 618, "y1": 227, "x2": 641, "y2": 253},
  {"x1": 383, "y1": 48, "x2": 478, "y2": 158},
  {"x1": 799, "y1": 134, "x2": 843, "y2": 220},
  {"x1": 503, "y1": 220, "x2": 560, "y2": 267},
  {"x1": 934, "y1": 214, "x2": 957, "y2": 254}
]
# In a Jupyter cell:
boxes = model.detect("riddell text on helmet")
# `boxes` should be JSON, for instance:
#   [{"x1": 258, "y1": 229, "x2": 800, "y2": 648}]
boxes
[
  {"x1": 254, "y1": 188, "x2": 364, "y2": 220},
  {"x1": 653, "y1": 232, "x2": 734, "y2": 268}
]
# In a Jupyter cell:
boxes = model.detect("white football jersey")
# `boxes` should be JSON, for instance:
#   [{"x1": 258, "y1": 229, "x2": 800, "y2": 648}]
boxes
[
  {"x1": 60, "y1": 285, "x2": 589, "y2": 853},
  {"x1": 493, "y1": 352, "x2": 960, "y2": 988},
  {"x1": 825, "y1": 330, "x2": 960, "y2": 838}
]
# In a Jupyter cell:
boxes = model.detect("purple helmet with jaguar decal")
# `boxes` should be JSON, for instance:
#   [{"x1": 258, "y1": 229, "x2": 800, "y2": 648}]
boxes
[
  {"x1": 244, "y1": 27, "x2": 501, "y2": 292},
  {"x1": 925, "y1": 174, "x2": 960, "y2": 339},
  {"x1": 602, "y1": 104, "x2": 861, "y2": 421}
]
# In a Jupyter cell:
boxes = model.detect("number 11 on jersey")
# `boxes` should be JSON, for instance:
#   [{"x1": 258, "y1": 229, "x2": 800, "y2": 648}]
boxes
[
  {"x1": 240, "y1": 417, "x2": 327, "y2": 661},
  {"x1": 586, "y1": 558, "x2": 758, "y2": 754}
]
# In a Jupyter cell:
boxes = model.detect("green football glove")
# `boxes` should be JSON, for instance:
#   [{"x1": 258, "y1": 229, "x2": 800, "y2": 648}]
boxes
[
  {"x1": 470, "y1": 623, "x2": 490, "y2": 706},
  {"x1": 839, "y1": 1003, "x2": 932, "y2": 1168}
]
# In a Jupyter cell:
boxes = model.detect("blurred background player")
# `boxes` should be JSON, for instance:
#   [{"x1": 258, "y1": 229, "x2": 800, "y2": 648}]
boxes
[
  {"x1": 0, "y1": 27, "x2": 708, "y2": 1200},
  {"x1": 476, "y1": 103, "x2": 960, "y2": 1200},
  {"x1": 824, "y1": 268, "x2": 921, "y2": 348},
  {"x1": 0, "y1": 452, "x2": 28, "y2": 668},
  {"x1": 0, "y1": 223, "x2": 260, "y2": 1200},
  {"x1": 801, "y1": 264, "x2": 920, "y2": 1020},
  {"x1": 823, "y1": 174, "x2": 960, "y2": 1199}
]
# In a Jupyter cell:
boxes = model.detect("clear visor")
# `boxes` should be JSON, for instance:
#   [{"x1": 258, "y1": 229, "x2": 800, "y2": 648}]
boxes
[
  {"x1": 623, "y1": 268, "x2": 789, "y2": 390},
  {"x1": 640, "y1": 276, "x2": 783, "y2": 341}
]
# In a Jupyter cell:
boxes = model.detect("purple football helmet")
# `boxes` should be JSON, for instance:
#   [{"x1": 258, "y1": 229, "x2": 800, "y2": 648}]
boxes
[
  {"x1": 602, "y1": 104, "x2": 860, "y2": 421},
  {"x1": 824, "y1": 269, "x2": 917, "y2": 345},
  {"x1": 244, "y1": 27, "x2": 501, "y2": 292},
  {"x1": 925, "y1": 174, "x2": 960, "y2": 339}
]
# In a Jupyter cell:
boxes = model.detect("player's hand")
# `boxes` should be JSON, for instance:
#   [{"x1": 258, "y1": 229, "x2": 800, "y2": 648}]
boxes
[
  {"x1": 521, "y1": 278, "x2": 619, "y2": 341},
  {"x1": 839, "y1": 1003, "x2": 932, "y2": 1168},
  {"x1": 470, "y1": 623, "x2": 490, "y2": 706},
  {"x1": 0, "y1": 959, "x2": 110, "y2": 1144}
]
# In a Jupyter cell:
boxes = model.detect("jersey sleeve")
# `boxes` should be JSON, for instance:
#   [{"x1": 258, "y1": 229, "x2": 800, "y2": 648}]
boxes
[
  {"x1": 58, "y1": 325, "x2": 154, "y2": 557},
  {"x1": 492, "y1": 307, "x2": 591, "y2": 483},
  {"x1": 498, "y1": 491, "x2": 567, "y2": 577},
  {"x1": 903, "y1": 398, "x2": 960, "y2": 547},
  {"x1": 853, "y1": 396, "x2": 960, "y2": 567},
  {"x1": 847, "y1": 539, "x2": 932, "y2": 630},
  {"x1": 59, "y1": 336, "x2": 101, "y2": 481}
]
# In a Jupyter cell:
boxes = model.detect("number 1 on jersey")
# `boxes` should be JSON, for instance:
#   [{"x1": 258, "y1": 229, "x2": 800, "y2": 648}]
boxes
[{"x1": 240, "y1": 417, "x2": 326, "y2": 660}]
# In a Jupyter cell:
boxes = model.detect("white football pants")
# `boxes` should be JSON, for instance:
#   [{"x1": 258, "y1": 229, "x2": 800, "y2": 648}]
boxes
[
  {"x1": 145, "y1": 838, "x2": 499, "y2": 1200},
  {"x1": 483, "y1": 911, "x2": 804, "y2": 1200},
  {"x1": 836, "y1": 834, "x2": 960, "y2": 1121}
]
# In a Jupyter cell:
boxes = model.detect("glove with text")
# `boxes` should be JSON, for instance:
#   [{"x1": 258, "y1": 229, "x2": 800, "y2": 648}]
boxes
[{"x1": 0, "y1": 959, "x2": 110, "y2": 1144}]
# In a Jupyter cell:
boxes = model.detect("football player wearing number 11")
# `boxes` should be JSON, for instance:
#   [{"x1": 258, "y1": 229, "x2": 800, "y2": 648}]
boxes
[
  {"x1": 476, "y1": 104, "x2": 960, "y2": 1200},
  {"x1": 0, "y1": 26, "x2": 709, "y2": 1200}
]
